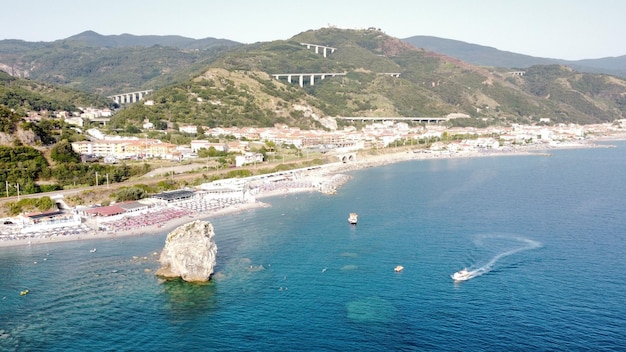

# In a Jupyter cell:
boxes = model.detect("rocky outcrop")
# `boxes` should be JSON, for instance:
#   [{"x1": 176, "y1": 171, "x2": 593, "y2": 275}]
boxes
[{"x1": 155, "y1": 220, "x2": 218, "y2": 282}]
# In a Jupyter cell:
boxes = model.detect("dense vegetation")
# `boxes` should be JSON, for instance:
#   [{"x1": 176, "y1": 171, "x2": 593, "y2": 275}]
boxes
[
  {"x1": 107, "y1": 28, "x2": 626, "y2": 129},
  {"x1": 403, "y1": 35, "x2": 626, "y2": 78},
  {"x1": 0, "y1": 142, "x2": 151, "y2": 197},
  {"x1": 4, "y1": 28, "x2": 626, "y2": 130},
  {"x1": 0, "y1": 71, "x2": 110, "y2": 113},
  {"x1": 0, "y1": 33, "x2": 239, "y2": 95}
]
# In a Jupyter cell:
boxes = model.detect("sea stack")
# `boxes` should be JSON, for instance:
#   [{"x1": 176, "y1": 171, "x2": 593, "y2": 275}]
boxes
[{"x1": 155, "y1": 220, "x2": 218, "y2": 283}]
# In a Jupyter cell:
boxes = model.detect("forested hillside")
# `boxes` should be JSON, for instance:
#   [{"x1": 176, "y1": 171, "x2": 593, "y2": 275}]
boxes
[
  {"x1": 0, "y1": 71, "x2": 110, "y2": 114},
  {"x1": 3, "y1": 28, "x2": 626, "y2": 132},
  {"x1": 403, "y1": 35, "x2": 626, "y2": 78},
  {"x1": 108, "y1": 28, "x2": 626, "y2": 130},
  {"x1": 0, "y1": 33, "x2": 239, "y2": 95}
]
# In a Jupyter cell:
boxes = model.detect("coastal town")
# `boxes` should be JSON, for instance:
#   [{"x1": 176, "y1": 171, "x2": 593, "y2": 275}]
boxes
[
  {"x1": 2, "y1": 111, "x2": 625, "y2": 247},
  {"x1": 67, "y1": 106, "x2": 626, "y2": 164}
]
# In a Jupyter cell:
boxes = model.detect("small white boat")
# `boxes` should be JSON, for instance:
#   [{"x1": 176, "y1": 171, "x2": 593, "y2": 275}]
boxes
[
  {"x1": 348, "y1": 213, "x2": 358, "y2": 225},
  {"x1": 394, "y1": 265, "x2": 404, "y2": 272},
  {"x1": 89, "y1": 248, "x2": 97, "y2": 253},
  {"x1": 451, "y1": 268, "x2": 472, "y2": 281}
]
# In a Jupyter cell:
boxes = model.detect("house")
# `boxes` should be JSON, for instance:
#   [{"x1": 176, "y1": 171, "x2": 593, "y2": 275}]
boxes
[
  {"x1": 190, "y1": 140, "x2": 229, "y2": 153},
  {"x1": 235, "y1": 152, "x2": 263, "y2": 167}
]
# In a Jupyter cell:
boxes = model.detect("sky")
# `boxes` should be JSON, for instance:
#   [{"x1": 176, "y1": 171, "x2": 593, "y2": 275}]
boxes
[{"x1": 3, "y1": 0, "x2": 625, "y2": 60}]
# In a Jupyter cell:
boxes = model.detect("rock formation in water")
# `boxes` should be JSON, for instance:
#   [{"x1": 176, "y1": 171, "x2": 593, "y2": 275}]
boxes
[{"x1": 155, "y1": 220, "x2": 218, "y2": 282}]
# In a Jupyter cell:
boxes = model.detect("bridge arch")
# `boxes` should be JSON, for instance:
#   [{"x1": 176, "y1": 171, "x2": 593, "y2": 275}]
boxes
[{"x1": 339, "y1": 153, "x2": 357, "y2": 163}]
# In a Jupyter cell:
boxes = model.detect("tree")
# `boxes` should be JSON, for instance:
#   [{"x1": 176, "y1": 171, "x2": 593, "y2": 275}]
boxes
[
  {"x1": 36, "y1": 196, "x2": 55, "y2": 211},
  {"x1": 114, "y1": 187, "x2": 146, "y2": 202},
  {"x1": 126, "y1": 125, "x2": 141, "y2": 134},
  {"x1": 50, "y1": 139, "x2": 81, "y2": 163},
  {"x1": 264, "y1": 140, "x2": 276, "y2": 152},
  {"x1": 154, "y1": 120, "x2": 168, "y2": 130}
]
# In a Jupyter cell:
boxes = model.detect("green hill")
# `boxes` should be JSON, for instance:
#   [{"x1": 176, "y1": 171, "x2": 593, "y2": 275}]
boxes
[
  {"x1": 108, "y1": 28, "x2": 626, "y2": 130},
  {"x1": 0, "y1": 33, "x2": 239, "y2": 95},
  {"x1": 3, "y1": 28, "x2": 626, "y2": 131},
  {"x1": 403, "y1": 35, "x2": 626, "y2": 78},
  {"x1": 0, "y1": 70, "x2": 110, "y2": 113}
]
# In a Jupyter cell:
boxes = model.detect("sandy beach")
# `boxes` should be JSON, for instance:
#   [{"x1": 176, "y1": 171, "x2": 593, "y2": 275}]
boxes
[{"x1": 0, "y1": 139, "x2": 612, "y2": 249}]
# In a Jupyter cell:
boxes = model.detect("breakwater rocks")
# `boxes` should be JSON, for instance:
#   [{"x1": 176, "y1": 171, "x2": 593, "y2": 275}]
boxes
[
  {"x1": 319, "y1": 174, "x2": 351, "y2": 194},
  {"x1": 155, "y1": 220, "x2": 218, "y2": 283}
]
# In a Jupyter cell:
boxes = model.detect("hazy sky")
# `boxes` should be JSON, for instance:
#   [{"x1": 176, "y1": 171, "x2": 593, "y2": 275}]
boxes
[{"x1": 4, "y1": 0, "x2": 625, "y2": 60}]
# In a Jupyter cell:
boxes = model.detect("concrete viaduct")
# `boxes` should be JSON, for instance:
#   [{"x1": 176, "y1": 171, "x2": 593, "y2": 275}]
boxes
[
  {"x1": 108, "y1": 90, "x2": 153, "y2": 105},
  {"x1": 338, "y1": 152, "x2": 357, "y2": 163},
  {"x1": 336, "y1": 116, "x2": 448, "y2": 124},
  {"x1": 272, "y1": 72, "x2": 347, "y2": 87},
  {"x1": 300, "y1": 43, "x2": 337, "y2": 57}
]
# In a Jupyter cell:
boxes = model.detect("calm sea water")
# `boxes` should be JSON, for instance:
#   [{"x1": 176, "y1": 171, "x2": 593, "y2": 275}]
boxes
[{"x1": 1, "y1": 143, "x2": 625, "y2": 351}]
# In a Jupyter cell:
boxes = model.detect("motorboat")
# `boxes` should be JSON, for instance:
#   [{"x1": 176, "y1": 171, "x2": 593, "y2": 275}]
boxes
[
  {"x1": 348, "y1": 213, "x2": 358, "y2": 225},
  {"x1": 394, "y1": 265, "x2": 404, "y2": 272},
  {"x1": 90, "y1": 248, "x2": 97, "y2": 253},
  {"x1": 451, "y1": 268, "x2": 472, "y2": 281},
  {"x1": 20, "y1": 289, "x2": 29, "y2": 296}
]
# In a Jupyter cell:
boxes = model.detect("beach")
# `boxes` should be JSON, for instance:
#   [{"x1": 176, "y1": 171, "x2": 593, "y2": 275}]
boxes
[{"x1": 0, "y1": 139, "x2": 609, "y2": 249}]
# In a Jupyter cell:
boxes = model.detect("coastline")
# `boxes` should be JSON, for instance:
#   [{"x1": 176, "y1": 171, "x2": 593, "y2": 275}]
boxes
[
  {"x1": 0, "y1": 139, "x2": 618, "y2": 249},
  {"x1": 0, "y1": 201, "x2": 271, "y2": 249}
]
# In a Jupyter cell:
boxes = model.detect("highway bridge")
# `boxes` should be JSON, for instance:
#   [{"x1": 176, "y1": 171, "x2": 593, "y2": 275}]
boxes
[{"x1": 336, "y1": 116, "x2": 448, "y2": 124}]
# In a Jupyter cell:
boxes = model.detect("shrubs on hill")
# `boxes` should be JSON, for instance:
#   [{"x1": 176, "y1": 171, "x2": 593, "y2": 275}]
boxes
[{"x1": 50, "y1": 140, "x2": 81, "y2": 163}]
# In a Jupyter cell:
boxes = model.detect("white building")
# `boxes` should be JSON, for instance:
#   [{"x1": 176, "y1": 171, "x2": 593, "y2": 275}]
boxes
[{"x1": 235, "y1": 152, "x2": 263, "y2": 167}]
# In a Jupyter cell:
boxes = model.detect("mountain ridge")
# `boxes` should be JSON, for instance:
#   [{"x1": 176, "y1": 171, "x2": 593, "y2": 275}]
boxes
[
  {"x1": 2, "y1": 28, "x2": 626, "y2": 131},
  {"x1": 402, "y1": 35, "x2": 626, "y2": 78},
  {"x1": 104, "y1": 27, "x2": 626, "y2": 130},
  {"x1": 64, "y1": 30, "x2": 241, "y2": 49}
]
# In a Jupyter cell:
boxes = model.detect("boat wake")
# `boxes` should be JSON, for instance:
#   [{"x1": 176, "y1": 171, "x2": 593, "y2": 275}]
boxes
[{"x1": 453, "y1": 234, "x2": 541, "y2": 281}]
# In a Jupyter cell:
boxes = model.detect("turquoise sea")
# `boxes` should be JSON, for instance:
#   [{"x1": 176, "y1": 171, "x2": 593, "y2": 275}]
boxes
[{"x1": 1, "y1": 143, "x2": 625, "y2": 351}]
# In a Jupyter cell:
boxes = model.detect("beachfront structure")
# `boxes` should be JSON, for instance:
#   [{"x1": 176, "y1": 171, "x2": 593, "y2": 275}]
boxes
[
  {"x1": 20, "y1": 210, "x2": 82, "y2": 233},
  {"x1": 151, "y1": 189, "x2": 196, "y2": 204},
  {"x1": 80, "y1": 200, "x2": 157, "y2": 218},
  {"x1": 82, "y1": 204, "x2": 127, "y2": 217}
]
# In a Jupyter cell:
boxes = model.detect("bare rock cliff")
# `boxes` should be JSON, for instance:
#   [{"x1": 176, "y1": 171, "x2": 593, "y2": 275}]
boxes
[{"x1": 155, "y1": 220, "x2": 218, "y2": 282}]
